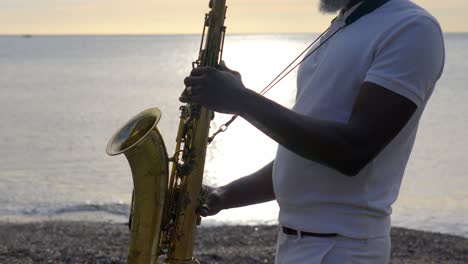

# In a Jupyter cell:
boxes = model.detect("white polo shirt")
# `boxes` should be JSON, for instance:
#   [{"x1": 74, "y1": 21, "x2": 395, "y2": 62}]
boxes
[{"x1": 272, "y1": 0, "x2": 445, "y2": 239}]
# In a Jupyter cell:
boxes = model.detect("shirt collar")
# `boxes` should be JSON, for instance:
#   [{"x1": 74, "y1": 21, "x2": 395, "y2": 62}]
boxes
[{"x1": 334, "y1": 0, "x2": 366, "y2": 25}]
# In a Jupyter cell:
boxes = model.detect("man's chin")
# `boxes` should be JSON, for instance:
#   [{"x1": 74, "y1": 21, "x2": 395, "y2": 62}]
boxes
[
  {"x1": 319, "y1": 0, "x2": 351, "y2": 14},
  {"x1": 319, "y1": 7, "x2": 339, "y2": 14}
]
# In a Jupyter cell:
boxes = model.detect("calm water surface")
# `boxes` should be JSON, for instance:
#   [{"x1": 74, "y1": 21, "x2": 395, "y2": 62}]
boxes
[{"x1": 0, "y1": 34, "x2": 466, "y2": 237}]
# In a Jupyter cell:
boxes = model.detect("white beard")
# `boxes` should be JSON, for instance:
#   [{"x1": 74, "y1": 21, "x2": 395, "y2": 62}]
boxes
[{"x1": 319, "y1": 0, "x2": 351, "y2": 13}]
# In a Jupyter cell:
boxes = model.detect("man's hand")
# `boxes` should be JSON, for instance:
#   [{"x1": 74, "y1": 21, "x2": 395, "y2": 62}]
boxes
[
  {"x1": 198, "y1": 162, "x2": 275, "y2": 217},
  {"x1": 199, "y1": 185, "x2": 226, "y2": 217},
  {"x1": 180, "y1": 61, "x2": 251, "y2": 114}
]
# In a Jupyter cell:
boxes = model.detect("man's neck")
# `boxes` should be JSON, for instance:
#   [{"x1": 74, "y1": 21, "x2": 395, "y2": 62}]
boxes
[{"x1": 342, "y1": 0, "x2": 365, "y2": 13}]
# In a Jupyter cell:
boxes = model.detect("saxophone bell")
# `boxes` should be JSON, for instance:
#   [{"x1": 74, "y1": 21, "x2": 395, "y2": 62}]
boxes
[{"x1": 107, "y1": 107, "x2": 169, "y2": 263}]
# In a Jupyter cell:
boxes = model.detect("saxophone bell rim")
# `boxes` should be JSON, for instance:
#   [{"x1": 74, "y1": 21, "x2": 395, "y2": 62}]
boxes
[{"x1": 106, "y1": 107, "x2": 162, "y2": 156}]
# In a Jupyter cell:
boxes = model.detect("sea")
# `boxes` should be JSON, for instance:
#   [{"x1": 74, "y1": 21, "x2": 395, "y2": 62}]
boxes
[{"x1": 0, "y1": 33, "x2": 466, "y2": 238}]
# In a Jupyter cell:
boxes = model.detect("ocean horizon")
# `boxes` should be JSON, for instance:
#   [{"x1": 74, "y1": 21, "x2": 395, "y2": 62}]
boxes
[{"x1": 0, "y1": 33, "x2": 466, "y2": 238}]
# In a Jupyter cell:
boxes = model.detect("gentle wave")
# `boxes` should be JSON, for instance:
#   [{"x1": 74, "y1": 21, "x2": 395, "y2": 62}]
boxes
[{"x1": 1, "y1": 203, "x2": 130, "y2": 217}]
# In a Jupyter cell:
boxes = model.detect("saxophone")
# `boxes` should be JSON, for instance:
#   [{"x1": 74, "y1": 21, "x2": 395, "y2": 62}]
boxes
[{"x1": 106, "y1": 0, "x2": 227, "y2": 263}]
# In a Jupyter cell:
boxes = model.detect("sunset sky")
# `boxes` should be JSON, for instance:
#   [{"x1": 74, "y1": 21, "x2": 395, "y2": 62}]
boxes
[{"x1": 1, "y1": 0, "x2": 467, "y2": 34}]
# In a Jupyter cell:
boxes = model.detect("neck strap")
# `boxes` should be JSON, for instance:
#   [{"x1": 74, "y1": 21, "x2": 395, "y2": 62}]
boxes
[{"x1": 346, "y1": 0, "x2": 392, "y2": 25}]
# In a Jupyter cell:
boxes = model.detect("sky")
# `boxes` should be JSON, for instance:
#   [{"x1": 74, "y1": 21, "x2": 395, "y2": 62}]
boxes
[{"x1": 1, "y1": 0, "x2": 467, "y2": 34}]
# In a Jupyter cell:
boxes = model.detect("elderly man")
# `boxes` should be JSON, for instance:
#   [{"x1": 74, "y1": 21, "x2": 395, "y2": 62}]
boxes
[{"x1": 181, "y1": 0, "x2": 445, "y2": 262}]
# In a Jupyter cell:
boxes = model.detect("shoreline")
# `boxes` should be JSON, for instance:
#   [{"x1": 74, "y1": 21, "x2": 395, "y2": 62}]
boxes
[{"x1": 0, "y1": 221, "x2": 467, "y2": 263}]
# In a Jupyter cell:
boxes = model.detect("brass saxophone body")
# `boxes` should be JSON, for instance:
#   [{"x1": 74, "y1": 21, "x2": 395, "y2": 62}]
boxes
[{"x1": 106, "y1": 0, "x2": 227, "y2": 263}]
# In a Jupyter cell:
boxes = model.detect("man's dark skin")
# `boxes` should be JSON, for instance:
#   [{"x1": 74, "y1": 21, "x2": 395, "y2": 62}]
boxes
[{"x1": 180, "y1": 60, "x2": 416, "y2": 216}]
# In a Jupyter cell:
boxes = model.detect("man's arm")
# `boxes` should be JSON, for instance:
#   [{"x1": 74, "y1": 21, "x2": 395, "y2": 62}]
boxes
[
  {"x1": 199, "y1": 161, "x2": 274, "y2": 216},
  {"x1": 239, "y1": 81, "x2": 417, "y2": 176},
  {"x1": 182, "y1": 67, "x2": 417, "y2": 176}
]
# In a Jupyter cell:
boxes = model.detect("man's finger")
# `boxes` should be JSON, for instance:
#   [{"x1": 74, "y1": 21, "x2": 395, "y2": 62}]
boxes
[
  {"x1": 182, "y1": 85, "x2": 202, "y2": 96},
  {"x1": 184, "y1": 76, "x2": 203, "y2": 87},
  {"x1": 199, "y1": 207, "x2": 209, "y2": 217},
  {"x1": 199, "y1": 205, "x2": 213, "y2": 217},
  {"x1": 190, "y1": 66, "x2": 215, "y2": 76},
  {"x1": 217, "y1": 60, "x2": 228, "y2": 71},
  {"x1": 179, "y1": 94, "x2": 203, "y2": 104},
  {"x1": 216, "y1": 61, "x2": 241, "y2": 78}
]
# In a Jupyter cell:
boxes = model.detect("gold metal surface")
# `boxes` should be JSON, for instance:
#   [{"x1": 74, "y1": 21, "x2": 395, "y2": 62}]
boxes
[
  {"x1": 107, "y1": 108, "x2": 169, "y2": 263},
  {"x1": 106, "y1": 0, "x2": 228, "y2": 263}
]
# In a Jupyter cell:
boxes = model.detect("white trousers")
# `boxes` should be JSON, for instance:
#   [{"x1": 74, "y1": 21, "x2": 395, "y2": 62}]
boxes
[{"x1": 275, "y1": 229, "x2": 391, "y2": 264}]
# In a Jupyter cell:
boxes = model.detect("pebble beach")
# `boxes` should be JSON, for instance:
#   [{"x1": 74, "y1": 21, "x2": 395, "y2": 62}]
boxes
[{"x1": 1, "y1": 221, "x2": 467, "y2": 263}]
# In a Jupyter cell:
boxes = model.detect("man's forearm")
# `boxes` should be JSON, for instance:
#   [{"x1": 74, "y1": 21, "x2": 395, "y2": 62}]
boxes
[
  {"x1": 237, "y1": 82, "x2": 416, "y2": 176},
  {"x1": 219, "y1": 161, "x2": 275, "y2": 210}
]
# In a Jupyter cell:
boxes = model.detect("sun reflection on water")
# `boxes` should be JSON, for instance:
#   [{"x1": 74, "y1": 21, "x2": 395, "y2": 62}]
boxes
[{"x1": 203, "y1": 35, "x2": 311, "y2": 224}]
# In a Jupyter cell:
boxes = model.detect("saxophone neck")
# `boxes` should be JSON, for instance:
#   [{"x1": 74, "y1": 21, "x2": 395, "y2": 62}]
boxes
[{"x1": 198, "y1": 0, "x2": 227, "y2": 67}]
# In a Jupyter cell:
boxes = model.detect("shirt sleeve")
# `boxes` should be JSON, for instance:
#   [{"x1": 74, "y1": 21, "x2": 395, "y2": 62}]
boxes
[{"x1": 364, "y1": 16, "x2": 445, "y2": 107}]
